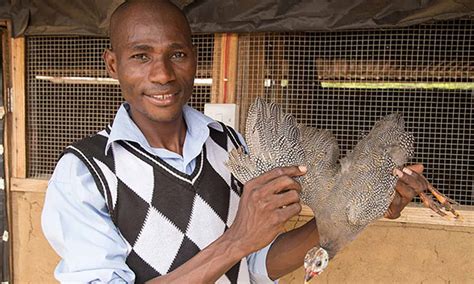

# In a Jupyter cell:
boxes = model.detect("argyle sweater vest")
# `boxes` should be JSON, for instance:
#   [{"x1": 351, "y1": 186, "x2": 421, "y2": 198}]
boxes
[{"x1": 62, "y1": 123, "x2": 250, "y2": 283}]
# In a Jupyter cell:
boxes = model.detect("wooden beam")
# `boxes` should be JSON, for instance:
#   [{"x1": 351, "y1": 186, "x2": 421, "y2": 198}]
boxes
[
  {"x1": 210, "y1": 33, "x2": 222, "y2": 103},
  {"x1": 10, "y1": 37, "x2": 26, "y2": 178},
  {"x1": 380, "y1": 205, "x2": 473, "y2": 227},
  {"x1": 300, "y1": 204, "x2": 473, "y2": 227},
  {"x1": 1, "y1": 20, "x2": 15, "y2": 281},
  {"x1": 211, "y1": 33, "x2": 239, "y2": 104},
  {"x1": 10, "y1": 178, "x2": 48, "y2": 193},
  {"x1": 315, "y1": 58, "x2": 474, "y2": 81},
  {"x1": 236, "y1": 33, "x2": 266, "y2": 133},
  {"x1": 222, "y1": 33, "x2": 239, "y2": 103}
]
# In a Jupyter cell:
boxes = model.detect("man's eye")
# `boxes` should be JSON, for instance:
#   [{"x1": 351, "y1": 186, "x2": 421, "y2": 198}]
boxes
[
  {"x1": 171, "y1": 52, "x2": 186, "y2": 59},
  {"x1": 131, "y1": 54, "x2": 149, "y2": 61}
]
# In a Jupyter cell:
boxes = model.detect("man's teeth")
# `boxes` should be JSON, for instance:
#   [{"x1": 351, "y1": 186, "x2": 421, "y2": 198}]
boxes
[{"x1": 152, "y1": 94, "x2": 174, "y2": 100}]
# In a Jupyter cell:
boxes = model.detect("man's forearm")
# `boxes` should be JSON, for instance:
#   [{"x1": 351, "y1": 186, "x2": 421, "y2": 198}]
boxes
[{"x1": 266, "y1": 218, "x2": 319, "y2": 280}]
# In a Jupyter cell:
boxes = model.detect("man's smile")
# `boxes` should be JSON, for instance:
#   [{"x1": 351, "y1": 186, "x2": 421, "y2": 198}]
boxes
[{"x1": 144, "y1": 92, "x2": 178, "y2": 106}]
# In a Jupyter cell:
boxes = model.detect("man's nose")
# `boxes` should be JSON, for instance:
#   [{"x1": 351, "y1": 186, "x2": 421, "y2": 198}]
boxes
[{"x1": 148, "y1": 59, "x2": 176, "y2": 84}]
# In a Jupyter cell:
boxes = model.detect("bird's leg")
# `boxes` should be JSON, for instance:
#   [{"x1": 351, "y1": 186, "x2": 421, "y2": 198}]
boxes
[{"x1": 419, "y1": 176, "x2": 461, "y2": 219}]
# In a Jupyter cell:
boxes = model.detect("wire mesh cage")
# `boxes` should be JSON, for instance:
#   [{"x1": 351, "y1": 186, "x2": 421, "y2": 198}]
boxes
[
  {"x1": 237, "y1": 18, "x2": 474, "y2": 206},
  {"x1": 26, "y1": 34, "x2": 215, "y2": 178},
  {"x1": 25, "y1": 19, "x2": 473, "y2": 207}
]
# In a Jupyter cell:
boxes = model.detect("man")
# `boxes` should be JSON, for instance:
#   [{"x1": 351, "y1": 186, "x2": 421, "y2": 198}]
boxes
[{"x1": 42, "y1": 0, "x2": 428, "y2": 283}]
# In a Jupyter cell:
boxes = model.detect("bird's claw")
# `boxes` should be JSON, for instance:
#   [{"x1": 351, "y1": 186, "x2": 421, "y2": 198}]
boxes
[
  {"x1": 419, "y1": 191, "x2": 447, "y2": 217},
  {"x1": 419, "y1": 175, "x2": 461, "y2": 219}
]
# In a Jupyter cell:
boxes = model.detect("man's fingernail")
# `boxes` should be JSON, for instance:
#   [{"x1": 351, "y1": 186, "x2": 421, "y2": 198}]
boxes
[
  {"x1": 298, "y1": 165, "x2": 307, "y2": 173},
  {"x1": 402, "y1": 167, "x2": 413, "y2": 175},
  {"x1": 393, "y1": 168, "x2": 404, "y2": 178}
]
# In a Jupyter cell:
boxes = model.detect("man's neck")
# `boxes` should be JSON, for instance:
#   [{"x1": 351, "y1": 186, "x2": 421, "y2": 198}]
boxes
[{"x1": 132, "y1": 114, "x2": 187, "y2": 156}]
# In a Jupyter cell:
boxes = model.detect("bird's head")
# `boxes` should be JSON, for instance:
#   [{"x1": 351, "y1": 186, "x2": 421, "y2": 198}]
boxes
[{"x1": 303, "y1": 247, "x2": 329, "y2": 283}]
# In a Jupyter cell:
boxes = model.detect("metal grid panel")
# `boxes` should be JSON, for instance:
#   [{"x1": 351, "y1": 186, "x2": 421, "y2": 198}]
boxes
[
  {"x1": 190, "y1": 34, "x2": 214, "y2": 112},
  {"x1": 237, "y1": 18, "x2": 473, "y2": 206},
  {"x1": 26, "y1": 34, "x2": 215, "y2": 178}
]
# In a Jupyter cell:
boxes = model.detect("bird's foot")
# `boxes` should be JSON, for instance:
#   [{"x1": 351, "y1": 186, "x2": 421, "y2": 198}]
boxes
[{"x1": 419, "y1": 175, "x2": 461, "y2": 219}]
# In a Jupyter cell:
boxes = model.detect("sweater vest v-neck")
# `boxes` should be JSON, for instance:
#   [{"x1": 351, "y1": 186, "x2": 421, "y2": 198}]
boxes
[{"x1": 62, "y1": 123, "x2": 249, "y2": 283}]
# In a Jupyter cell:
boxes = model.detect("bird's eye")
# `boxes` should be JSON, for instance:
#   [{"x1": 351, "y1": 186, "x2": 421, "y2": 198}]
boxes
[{"x1": 316, "y1": 261, "x2": 322, "y2": 267}]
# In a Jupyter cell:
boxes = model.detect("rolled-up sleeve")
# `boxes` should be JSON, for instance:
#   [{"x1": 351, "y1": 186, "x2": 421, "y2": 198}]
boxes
[
  {"x1": 247, "y1": 242, "x2": 277, "y2": 283},
  {"x1": 41, "y1": 153, "x2": 135, "y2": 283}
]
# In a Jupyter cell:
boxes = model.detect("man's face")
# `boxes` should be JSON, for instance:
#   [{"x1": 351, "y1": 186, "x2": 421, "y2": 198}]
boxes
[{"x1": 104, "y1": 6, "x2": 197, "y2": 126}]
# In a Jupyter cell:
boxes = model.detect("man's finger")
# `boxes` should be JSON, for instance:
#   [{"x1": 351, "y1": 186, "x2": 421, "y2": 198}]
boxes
[
  {"x1": 270, "y1": 189, "x2": 301, "y2": 209},
  {"x1": 251, "y1": 165, "x2": 307, "y2": 185},
  {"x1": 394, "y1": 180, "x2": 416, "y2": 201},
  {"x1": 386, "y1": 164, "x2": 428, "y2": 219},
  {"x1": 405, "y1": 164, "x2": 424, "y2": 174},
  {"x1": 384, "y1": 192, "x2": 403, "y2": 219},
  {"x1": 277, "y1": 202, "x2": 302, "y2": 220},
  {"x1": 263, "y1": 175, "x2": 303, "y2": 195},
  {"x1": 394, "y1": 168, "x2": 427, "y2": 196}
]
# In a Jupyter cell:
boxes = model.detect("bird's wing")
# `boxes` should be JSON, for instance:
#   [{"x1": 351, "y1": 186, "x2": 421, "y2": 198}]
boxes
[
  {"x1": 298, "y1": 125, "x2": 340, "y2": 205},
  {"x1": 341, "y1": 113, "x2": 415, "y2": 226},
  {"x1": 227, "y1": 97, "x2": 306, "y2": 184},
  {"x1": 312, "y1": 113, "x2": 414, "y2": 256},
  {"x1": 299, "y1": 125, "x2": 339, "y2": 174}
]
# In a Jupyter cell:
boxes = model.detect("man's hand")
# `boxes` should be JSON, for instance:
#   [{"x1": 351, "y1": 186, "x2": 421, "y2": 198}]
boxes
[
  {"x1": 227, "y1": 166, "x2": 307, "y2": 256},
  {"x1": 385, "y1": 164, "x2": 427, "y2": 219}
]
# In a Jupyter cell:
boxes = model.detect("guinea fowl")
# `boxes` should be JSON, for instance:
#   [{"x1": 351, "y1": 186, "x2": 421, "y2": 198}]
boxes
[{"x1": 226, "y1": 97, "x2": 459, "y2": 282}]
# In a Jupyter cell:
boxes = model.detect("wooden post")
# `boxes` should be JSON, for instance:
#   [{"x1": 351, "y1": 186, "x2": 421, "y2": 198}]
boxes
[
  {"x1": 1, "y1": 19, "x2": 15, "y2": 282},
  {"x1": 9, "y1": 37, "x2": 26, "y2": 179},
  {"x1": 236, "y1": 33, "x2": 266, "y2": 133},
  {"x1": 211, "y1": 33, "x2": 239, "y2": 104},
  {"x1": 210, "y1": 34, "x2": 221, "y2": 103}
]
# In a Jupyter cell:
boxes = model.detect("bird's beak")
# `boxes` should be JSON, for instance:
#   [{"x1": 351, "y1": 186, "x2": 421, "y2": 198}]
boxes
[{"x1": 304, "y1": 270, "x2": 318, "y2": 283}]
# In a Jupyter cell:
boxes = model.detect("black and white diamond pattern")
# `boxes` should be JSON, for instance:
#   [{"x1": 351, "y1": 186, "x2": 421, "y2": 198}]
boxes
[
  {"x1": 113, "y1": 142, "x2": 155, "y2": 204},
  {"x1": 227, "y1": 186, "x2": 241, "y2": 227},
  {"x1": 128, "y1": 181, "x2": 249, "y2": 282},
  {"x1": 134, "y1": 206, "x2": 185, "y2": 274},
  {"x1": 119, "y1": 128, "x2": 248, "y2": 282},
  {"x1": 186, "y1": 194, "x2": 227, "y2": 249}
]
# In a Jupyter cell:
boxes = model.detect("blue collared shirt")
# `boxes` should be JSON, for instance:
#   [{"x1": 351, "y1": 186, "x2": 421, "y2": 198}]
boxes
[{"x1": 42, "y1": 103, "x2": 273, "y2": 283}]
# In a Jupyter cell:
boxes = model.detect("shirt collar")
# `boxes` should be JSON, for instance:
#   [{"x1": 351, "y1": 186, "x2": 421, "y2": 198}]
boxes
[{"x1": 104, "y1": 102, "x2": 223, "y2": 154}]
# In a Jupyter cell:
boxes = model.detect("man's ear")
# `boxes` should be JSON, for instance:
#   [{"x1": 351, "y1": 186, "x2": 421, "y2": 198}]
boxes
[{"x1": 103, "y1": 48, "x2": 118, "y2": 79}]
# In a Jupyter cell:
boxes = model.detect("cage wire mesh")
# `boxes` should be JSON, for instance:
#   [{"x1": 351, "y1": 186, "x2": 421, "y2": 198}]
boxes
[
  {"x1": 237, "y1": 18, "x2": 473, "y2": 206},
  {"x1": 26, "y1": 34, "x2": 215, "y2": 178}
]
